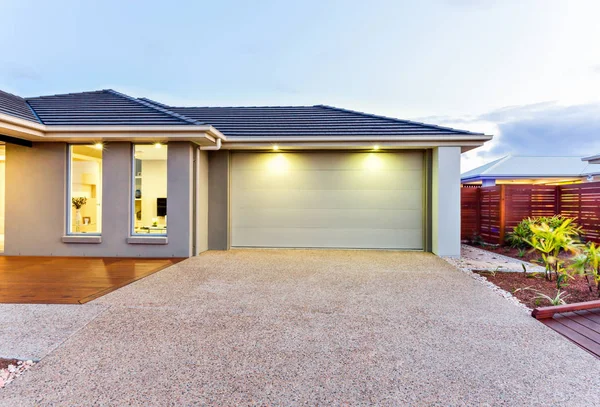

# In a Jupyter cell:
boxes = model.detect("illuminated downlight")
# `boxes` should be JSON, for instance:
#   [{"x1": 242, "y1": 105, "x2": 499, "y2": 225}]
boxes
[
  {"x1": 154, "y1": 142, "x2": 162, "y2": 149},
  {"x1": 273, "y1": 145, "x2": 279, "y2": 151},
  {"x1": 94, "y1": 142, "x2": 103, "y2": 150},
  {"x1": 373, "y1": 145, "x2": 380, "y2": 151}
]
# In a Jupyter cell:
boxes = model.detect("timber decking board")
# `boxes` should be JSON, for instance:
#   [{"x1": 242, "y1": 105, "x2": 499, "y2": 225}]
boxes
[
  {"x1": 537, "y1": 308, "x2": 600, "y2": 359},
  {"x1": 0, "y1": 256, "x2": 183, "y2": 304}
]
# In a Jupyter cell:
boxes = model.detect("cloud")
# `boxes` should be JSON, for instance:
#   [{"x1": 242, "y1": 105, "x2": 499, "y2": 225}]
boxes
[{"x1": 418, "y1": 101, "x2": 600, "y2": 172}]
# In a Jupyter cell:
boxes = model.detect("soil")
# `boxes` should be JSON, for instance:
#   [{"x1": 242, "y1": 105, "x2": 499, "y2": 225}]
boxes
[
  {"x1": 475, "y1": 270, "x2": 599, "y2": 308},
  {"x1": 0, "y1": 358, "x2": 20, "y2": 370}
]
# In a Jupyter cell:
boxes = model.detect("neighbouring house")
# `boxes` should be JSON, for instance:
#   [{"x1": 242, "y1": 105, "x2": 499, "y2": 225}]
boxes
[
  {"x1": 583, "y1": 154, "x2": 600, "y2": 165},
  {"x1": 0, "y1": 89, "x2": 491, "y2": 258},
  {"x1": 461, "y1": 155, "x2": 600, "y2": 187}
]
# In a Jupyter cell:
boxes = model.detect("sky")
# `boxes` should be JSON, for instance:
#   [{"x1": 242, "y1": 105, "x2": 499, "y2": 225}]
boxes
[{"x1": 2, "y1": 0, "x2": 600, "y2": 171}]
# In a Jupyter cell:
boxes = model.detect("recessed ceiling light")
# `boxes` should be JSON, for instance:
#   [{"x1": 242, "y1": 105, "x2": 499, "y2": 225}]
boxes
[
  {"x1": 154, "y1": 142, "x2": 162, "y2": 149},
  {"x1": 373, "y1": 145, "x2": 380, "y2": 151},
  {"x1": 94, "y1": 142, "x2": 103, "y2": 150},
  {"x1": 273, "y1": 145, "x2": 279, "y2": 151}
]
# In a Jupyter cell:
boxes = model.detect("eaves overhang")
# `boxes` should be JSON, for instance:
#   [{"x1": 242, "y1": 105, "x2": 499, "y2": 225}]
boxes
[
  {"x1": 221, "y1": 134, "x2": 492, "y2": 151},
  {"x1": 0, "y1": 113, "x2": 226, "y2": 146}
]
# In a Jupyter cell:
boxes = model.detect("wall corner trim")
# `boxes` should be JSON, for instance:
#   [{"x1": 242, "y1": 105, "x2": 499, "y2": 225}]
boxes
[
  {"x1": 127, "y1": 236, "x2": 168, "y2": 245},
  {"x1": 61, "y1": 235, "x2": 102, "y2": 244}
]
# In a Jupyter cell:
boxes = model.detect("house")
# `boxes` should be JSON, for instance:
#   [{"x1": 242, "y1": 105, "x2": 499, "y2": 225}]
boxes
[
  {"x1": 461, "y1": 155, "x2": 600, "y2": 186},
  {"x1": 583, "y1": 154, "x2": 600, "y2": 165},
  {"x1": 0, "y1": 89, "x2": 491, "y2": 258}
]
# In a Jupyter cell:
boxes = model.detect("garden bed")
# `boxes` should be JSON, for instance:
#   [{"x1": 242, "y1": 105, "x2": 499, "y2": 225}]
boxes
[{"x1": 475, "y1": 271, "x2": 599, "y2": 309}]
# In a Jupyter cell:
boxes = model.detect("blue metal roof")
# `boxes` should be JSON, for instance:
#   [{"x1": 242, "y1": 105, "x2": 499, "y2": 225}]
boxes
[
  {"x1": 0, "y1": 90, "x2": 40, "y2": 123},
  {"x1": 140, "y1": 101, "x2": 481, "y2": 137},
  {"x1": 25, "y1": 90, "x2": 201, "y2": 126}
]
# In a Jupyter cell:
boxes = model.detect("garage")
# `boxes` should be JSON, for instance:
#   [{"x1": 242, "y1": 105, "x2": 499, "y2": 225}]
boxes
[{"x1": 230, "y1": 151, "x2": 424, "y2": 249}]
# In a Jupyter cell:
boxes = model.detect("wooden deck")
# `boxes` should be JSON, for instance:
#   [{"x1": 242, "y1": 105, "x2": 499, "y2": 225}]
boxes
[
  {"x1": 0, "y1": 256, "x2": 183, "y2": 304},
  {"x1": 533, "y1": 300, "x2": 600, "y2": 359}
]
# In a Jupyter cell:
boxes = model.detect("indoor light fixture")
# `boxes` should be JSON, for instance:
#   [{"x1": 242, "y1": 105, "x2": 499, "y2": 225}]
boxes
[
  {"x1": 154, "y1": 142, "x2": 162, "y2": 149},
  {"x1": 94, "y1": 142, "x2": 103, "y2": 150},
  {"x1": 273, "y1": 145, "x2": 279, "y2": 151},
  {"x1": 373, "y1": 145, "x2": 380, "y2": 151}
]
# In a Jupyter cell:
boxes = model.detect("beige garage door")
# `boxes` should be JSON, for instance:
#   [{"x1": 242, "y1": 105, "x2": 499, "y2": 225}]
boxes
[{"x1": 231, "y1": 151, "x2": 424, "y2": 249}]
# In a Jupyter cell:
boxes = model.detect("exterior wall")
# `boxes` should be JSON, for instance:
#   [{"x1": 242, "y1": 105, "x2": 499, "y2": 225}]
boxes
[
  {"x1": 208, "y1": 150, "x2": 230, "y2": 250},
  {"x1": 431, "y1": 146, "x2": 461, "y2": 257},
  {"x1": 5, "y1": 141, "x2": 196, "y2": 257},
  {"x1": 195, "y1": 149, "x2": 209, "y2": 254}
]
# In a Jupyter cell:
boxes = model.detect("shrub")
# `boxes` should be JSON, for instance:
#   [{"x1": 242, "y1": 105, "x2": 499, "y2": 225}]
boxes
[
  {"x1": 572, "y1": 242, "x2": 600, "y2": 297},
  {"x1": 506, "y1": 215, "x2": 577, "y2": 248},
  {"x1": 525, "y1": 218, "x2": 582, "y2": 282}
]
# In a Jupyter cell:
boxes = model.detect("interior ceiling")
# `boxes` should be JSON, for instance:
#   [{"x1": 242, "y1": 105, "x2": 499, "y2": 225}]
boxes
[{"x1": 134, "y1": 144, "x2": 168, "y2": 160}]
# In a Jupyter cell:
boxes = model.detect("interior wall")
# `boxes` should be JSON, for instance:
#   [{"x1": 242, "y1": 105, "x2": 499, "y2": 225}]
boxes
[
  {"x1": 140, "y1": 160, "x2": 167, "y2": 227},
  {"x1": 5, "y1": 141, "x2": 195, "y2": 257}
]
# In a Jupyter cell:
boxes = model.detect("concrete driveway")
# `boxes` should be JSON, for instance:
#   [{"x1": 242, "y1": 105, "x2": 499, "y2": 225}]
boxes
[{"x1": 1, "y1": 250, "x2": 599, "y2": 405}]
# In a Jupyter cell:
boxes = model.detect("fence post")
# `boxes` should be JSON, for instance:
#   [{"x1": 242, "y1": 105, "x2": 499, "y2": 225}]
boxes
[
  {"x1": 499, "y1": 185, "x2": 506, "y2": 245},
  {"x1": 476, "y1": 187, "x2": 481, "y2": 237}
]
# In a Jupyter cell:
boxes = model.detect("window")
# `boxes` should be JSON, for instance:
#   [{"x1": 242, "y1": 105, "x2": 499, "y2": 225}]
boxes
[
  {"x1": 132, "y1": 144, "x2": 168, "y2": 235},
  {"x1": 68, "y1": 144, "x2": 103, "y2": 234}
]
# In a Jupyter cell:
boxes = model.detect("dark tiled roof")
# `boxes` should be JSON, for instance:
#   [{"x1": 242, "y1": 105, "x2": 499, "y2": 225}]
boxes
[
  {"x1": 140, "y1": 102, "x2": 481, "y2": 137},
  {"x1": 0, "y1": 90, "x2": 40, "y2": 123},
  {"x1": 25, "y1": 90, "x2": 201, "y2": 126}
]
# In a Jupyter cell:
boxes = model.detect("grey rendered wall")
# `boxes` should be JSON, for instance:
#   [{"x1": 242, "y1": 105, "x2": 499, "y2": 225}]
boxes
[
  {"x1": 5, "y1": 141, "x2": 194, "y2": 257},
  {"x1": 207, "y1": 150, "x2": 230, "y2": 250},
  {"x1": 195, "y1": 149, "x2": 209, "y2": 254}
]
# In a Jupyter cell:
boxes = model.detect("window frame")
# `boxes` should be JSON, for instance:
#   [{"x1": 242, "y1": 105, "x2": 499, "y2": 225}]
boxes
[{"x1": 130, "y1": 144, "x2": 168, "y2": 237}]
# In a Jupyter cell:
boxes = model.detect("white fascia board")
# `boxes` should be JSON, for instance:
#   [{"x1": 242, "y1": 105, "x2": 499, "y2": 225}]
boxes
[{"x1": 222, "y1": 134, "x2": 492, "y2": 142}]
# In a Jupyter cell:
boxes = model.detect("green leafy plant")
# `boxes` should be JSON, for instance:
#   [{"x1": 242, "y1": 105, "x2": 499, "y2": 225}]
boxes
[
  {"x1": 572, "y1": 242, "x2": 600, "y2": 296},
  {"x1": 524, "y1": 218, "x2": 582, "y2": 281},
  {"x1": 535, "y1": 290, "x2": 570, "y2": 306},
  {"x1": 517, "y1": 248, "x2": 526, "y2": 258},
  {"x1": 71, "y1": 197, "x2": 87, "y2": 209},
  {"x1": 506, "y1": 215, "x2": 577, "y2": 249}
]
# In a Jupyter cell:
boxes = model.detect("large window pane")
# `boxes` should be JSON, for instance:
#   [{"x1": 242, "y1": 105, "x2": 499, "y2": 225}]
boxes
[
  {"x1": 69, "y1": 145, "x2": 102, "y2": 234},
  {"x1": 133, "y1": 144, "x2": 167, "y2": 235}
]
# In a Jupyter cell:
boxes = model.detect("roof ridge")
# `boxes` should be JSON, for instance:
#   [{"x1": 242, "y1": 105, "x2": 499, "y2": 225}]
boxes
[
  {"x1": 26, "y1": 89, "x2": 107, "y2": 100},
  {"x1": 314, "y1": 104, "x2": 484, "y2": 135},
  {"x1": 106, "y1": 90, "x2": 204, "y2": 125},
  {"x1": 24, "y1": 100, "x2": 43, "y2": 124},
  {"x1": 169, "y1": 105, "x2": 316, "y2": 109},
  {"x1": 480, "y1": 155, "x2": 510, "y2": 175},
  {"x1": 137, "y1": 97, "x2": 172, "y2": 109}
]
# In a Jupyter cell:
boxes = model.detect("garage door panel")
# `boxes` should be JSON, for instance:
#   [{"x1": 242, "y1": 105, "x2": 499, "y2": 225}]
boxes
[
  {"x1": 233, "y1": 227, "x2": 423, "y2": 249},
  {"x1": 231, "y1": 151, "x2": 424, "y2": 250},
  {"x1": 232, "y1": 208, "x2": 423, "y2": 229},
  {"x1": 233, "y1": 169, "x2": 422, "y2": 191},
  {"x1": 234, "y1": 189, "x2": 423, "y2": 210},
  {"x1": 232, "y1": 151, "x2": 423, "y2": 171}
]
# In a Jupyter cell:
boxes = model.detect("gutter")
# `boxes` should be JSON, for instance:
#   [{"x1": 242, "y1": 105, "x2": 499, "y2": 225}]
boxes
[{"x1": 199, "y1": 138, "x2": 221, "y2": 150}]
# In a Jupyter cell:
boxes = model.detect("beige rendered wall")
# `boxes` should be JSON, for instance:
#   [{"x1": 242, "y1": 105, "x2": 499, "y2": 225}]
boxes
[
  {"x1": 5, "y1": 141, "x2": 196, "y2": 257},
  {"x1": 195, "y1": 149, "x2": 209, "y2": 254},
  {"x1": 207, "y1": 150, "x2": 230, "y2": 250},
  {"x1": 431, "y1": 146, "x2": 461, "y2": 257}
]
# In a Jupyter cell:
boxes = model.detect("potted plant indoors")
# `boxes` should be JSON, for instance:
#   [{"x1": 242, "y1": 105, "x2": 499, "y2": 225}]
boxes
[{"x1": 71, "y1": 197, "x2": 88, "y2": 232}]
